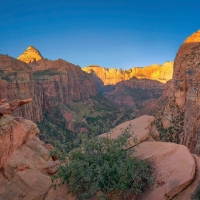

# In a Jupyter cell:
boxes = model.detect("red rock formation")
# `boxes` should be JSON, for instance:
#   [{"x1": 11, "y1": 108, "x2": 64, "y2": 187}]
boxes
[
  {"x1": 32, "y1": 58, "x2": 97, "y2": 108},
  {"x1": 0, "y1": 98, "x2": 61, "y2": 199},
  {"x1": 134, "y1": 141, "x2": 195, "y2": 200},
  {"x1": 104, "y1": 78, "x2": 164, "y2": 108},
  {"x1": 173, "y1": 30, "x2": 200, "y2": 153},
  {"x1": 0, "y1": 55, "x2": 43, "y2": 122},
  {"x1": 0, "y1": 54, "x2": 97, "y2": 124},
  {"x1": 0, "y1": 98, "x2": 32, "y2": 115},
  {"x1": 1, "y1": 105, "x2": 200, "y2": 199}
]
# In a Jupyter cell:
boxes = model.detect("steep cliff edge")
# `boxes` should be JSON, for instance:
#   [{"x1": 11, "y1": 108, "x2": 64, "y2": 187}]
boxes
[
  {"x1": 0, "y1": 54, "x2": 43, "y2": 122},
  {"x1": 82, "y1": 61, "x2": 173, "y2": 85},
  {"x1": 173, "y1": 30, "x2": 200, "y2": 153},
  {"x1": 32, "y1": 58, "x2": 97, "y2": 106},
  {"x1": 141, "y1": 30, "x2": 200, "y2": 153}
]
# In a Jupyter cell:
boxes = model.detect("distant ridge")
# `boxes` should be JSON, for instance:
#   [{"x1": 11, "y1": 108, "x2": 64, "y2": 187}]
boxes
[{"x1": 82, "y1": 61, "x2": 173, "y2": 85}]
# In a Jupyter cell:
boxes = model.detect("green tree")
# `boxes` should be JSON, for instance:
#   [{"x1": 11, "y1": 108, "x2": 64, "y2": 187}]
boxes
[{"x1": 53, "y1": 130, "x2": 153, "y2": 200}]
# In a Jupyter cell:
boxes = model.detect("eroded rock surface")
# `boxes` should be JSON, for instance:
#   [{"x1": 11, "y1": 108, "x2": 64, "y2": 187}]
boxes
[
  {"x1": 172, "y1": 154, "x2": 200, "y2": 200},
  {"x1": 134, "y1": 142, "x2": 195, "y2": 200},
  {"x1": 0, "y1": 99, "x2": 59, "y2": 200}
]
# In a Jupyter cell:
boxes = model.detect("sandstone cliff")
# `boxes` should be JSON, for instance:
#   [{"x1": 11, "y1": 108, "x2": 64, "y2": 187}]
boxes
[
  {"x1": 0, "y1": 54, "x2": 98, "y2": 123},
  {"x1": 141, "y1": 30, "x2": 200, "y2": 153},
  {"x1": 17, "y1": 46, "x2": 43, "y2": 64},
  {"x1": 0, "y1": 54, "x2": 43, "y2": 122},
  {"x1": 173, "y1": 30, "x2": 200, "y2": 153},
  {"x1": 32, "y1": 58, "x2": 97, "y2": 107},
  {"x1": 82, "y1": 61, "x2": 173, "y2": 85},
  {"x1": 0, "y1": 51, "x2": 134, "y2": 149}
]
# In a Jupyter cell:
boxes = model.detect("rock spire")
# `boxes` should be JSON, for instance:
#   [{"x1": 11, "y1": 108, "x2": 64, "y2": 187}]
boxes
[{"x1": 17, "y1": 46, "x2": 43, "y2": 63}]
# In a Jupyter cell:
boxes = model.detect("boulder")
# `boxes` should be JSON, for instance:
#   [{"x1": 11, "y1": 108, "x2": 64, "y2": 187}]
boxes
[
  {"x1": 133, "y1": 142, "x2": 195, "y2": 200},
  {"x1": 172, "y1": 154, "x2": 200, "y2": 200},
  {"x1": 100, "y1": 115, "x2": 159, "y2": 148}
]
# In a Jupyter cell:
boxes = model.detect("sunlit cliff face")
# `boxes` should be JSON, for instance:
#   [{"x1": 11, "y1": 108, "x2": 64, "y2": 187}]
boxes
[
  {"x1": 17, "y1": 46, "x2": 43, "y2": 64},
  {"x1": 82, "y1": 62, "x2": 173, "y2": 85}
]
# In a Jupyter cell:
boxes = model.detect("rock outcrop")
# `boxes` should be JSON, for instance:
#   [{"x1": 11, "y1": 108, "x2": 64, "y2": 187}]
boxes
[
  {"x1": 100, "y1": 115, "x2": 160, "y2": 147},
  {"x1": 172, "y1": 154, "x2": 200, "y2": 200},
  {"x1": 17, "y1": 46, "x2": 43, "y2": 64},
  {"x1": 134, "y1": 142, "x2": 195, "y2": 200},
  {"x1": 0, "y1": 98, "x2": 32, "y2": 115},
  {"x1": 0, "y1": 98, "x2": 60, "y2": 200},
  {"x1": 82, "y1": 61, "x2": 173, "y2": 85}
]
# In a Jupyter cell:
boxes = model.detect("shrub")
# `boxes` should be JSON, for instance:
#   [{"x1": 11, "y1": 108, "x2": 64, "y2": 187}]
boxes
[
  {"x1": 192, "y1": 183, "x2": 200, "y2": 200},
  {"x1": 54, "y1": 131, "x2": 153, "y2": 200}
]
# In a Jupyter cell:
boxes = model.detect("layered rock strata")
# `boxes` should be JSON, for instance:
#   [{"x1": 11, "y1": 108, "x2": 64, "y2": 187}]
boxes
[
  {"x1": 173, "y1": 30, "x2": 200, "y2": 153},
  {"x1": 104, "y1": 78, "x2": 164, "y2": 108},
  {"x1": 155, "y1": 30, "x2": 200, "y2": 153},
  {"x1": 82, "y1": 61, "x2": 173, "y2": 85},
  {"x1": 32, "y1": 58, "x2": 97, "y2": 108},
  {"x1": 0, "y1": 53, "x2": 97, "y2": 123},
  {"x1": 0, "y1": 55, "x2": 43, "y2": 122}
]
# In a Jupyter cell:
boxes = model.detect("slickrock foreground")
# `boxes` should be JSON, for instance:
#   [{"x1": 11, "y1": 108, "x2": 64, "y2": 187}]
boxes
[
  {"x1": 101, "y1": 115, "x2": 200, "y2": 200},
  {"x1": 134, "y1": 142, "x2": 195, "y2": 200}
]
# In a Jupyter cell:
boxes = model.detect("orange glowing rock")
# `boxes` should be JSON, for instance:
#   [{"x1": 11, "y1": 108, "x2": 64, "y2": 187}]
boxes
[
  {"x1": 82, "y1": 61, "x2": 173, "y2": 85},
  {"x1": 184, "y1": 30, "x2": 200, "y2": 44},
  {"x1": 17, "y1": 46, "x2": 43, "y2": 64}
]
